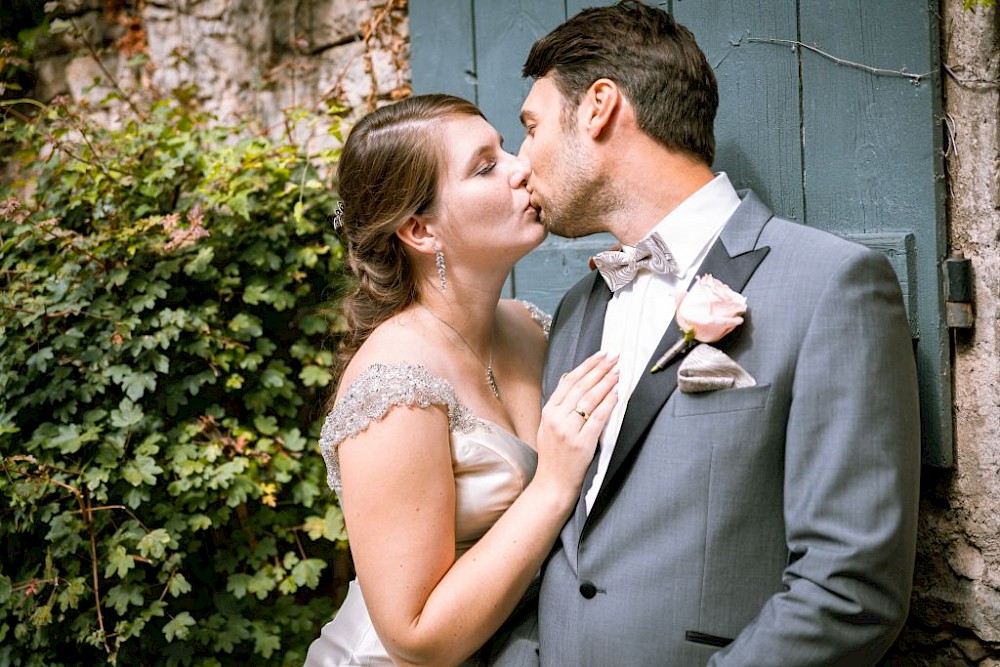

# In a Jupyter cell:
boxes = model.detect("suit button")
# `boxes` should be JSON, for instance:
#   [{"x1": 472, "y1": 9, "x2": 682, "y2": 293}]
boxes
[{"x1": 579, "y1": 581, "x2": 597, "y2": 599}]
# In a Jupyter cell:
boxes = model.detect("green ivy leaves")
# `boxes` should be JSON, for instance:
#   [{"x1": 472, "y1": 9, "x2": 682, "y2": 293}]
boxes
[{"x1": 0, "y1": 93, "x2": 350, "y2": 665}]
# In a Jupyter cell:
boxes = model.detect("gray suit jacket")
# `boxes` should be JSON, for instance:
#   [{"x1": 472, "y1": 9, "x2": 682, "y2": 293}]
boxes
[{"x1": 487, "y1": 190, "x2": 920, "y2": 666}]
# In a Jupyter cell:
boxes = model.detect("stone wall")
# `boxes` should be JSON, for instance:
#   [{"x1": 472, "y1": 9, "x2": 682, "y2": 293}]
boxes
[
  {"x1": 893, "y1": 2, "x2": 1000, "y2": 665},
  {"x1": 28, "y1": 0, "x2": 410, "y2": 138}
]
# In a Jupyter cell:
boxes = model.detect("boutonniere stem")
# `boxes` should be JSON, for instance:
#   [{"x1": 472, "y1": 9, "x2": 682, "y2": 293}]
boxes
[
  {"x1": 650, "y1": 335, "x2": 694, "y2": 373},
  {"x1": 650, "y1": 274, "x2": 747, "y2": 374}
]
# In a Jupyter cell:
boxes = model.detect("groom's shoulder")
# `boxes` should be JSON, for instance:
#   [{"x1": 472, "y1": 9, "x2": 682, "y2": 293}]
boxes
[
  {"x1": 738, "y1": 189, "x2": 867, "y2": 258},
  {"x1": 754, "y1": 214, "x2": 899, "y2": 294},
  {"x1": 760, "y1": 213, "x2": 875, "y2": 260}
]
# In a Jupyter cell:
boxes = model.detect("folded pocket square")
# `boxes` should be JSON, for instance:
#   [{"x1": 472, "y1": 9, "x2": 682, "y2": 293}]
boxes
[{"x1": 677, "y1": 344, "x2": 756, "y2": 393}]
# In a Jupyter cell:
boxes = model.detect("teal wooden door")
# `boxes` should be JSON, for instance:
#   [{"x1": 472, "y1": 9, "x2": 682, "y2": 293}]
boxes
[{"x1": 410, "y1": 1, "x2": 950, "y2": 466}]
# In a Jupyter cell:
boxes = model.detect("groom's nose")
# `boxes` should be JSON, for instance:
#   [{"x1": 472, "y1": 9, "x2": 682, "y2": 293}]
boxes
[
  {"x1": 517, "y1": 139, "x2": 530, "y2": 163},
  {"x1": 509, "y1": 154, "x2": 531, "y2": 189}
]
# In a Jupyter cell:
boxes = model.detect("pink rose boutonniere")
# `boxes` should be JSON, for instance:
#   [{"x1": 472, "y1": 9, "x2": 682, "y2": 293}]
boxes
[{"x1": 650, "y1": 274, "x2": 747, "y2": 373}]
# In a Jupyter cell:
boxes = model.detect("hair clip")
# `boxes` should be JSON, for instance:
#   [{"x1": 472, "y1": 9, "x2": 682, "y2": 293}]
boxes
[{"x1": 332, "y1": 201, "x2": 345, "y2": 229}]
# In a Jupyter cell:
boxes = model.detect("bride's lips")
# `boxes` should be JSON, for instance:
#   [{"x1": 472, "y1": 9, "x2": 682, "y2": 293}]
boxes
[
  {"x1": 525, "y1": 203, "x2": 542, "y2": 222},
  {"x1": 527, "y1": 198, "x2": 542, "y2": 221}
]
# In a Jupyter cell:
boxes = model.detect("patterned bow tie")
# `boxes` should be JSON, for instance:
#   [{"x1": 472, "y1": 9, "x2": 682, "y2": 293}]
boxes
[{"x1": 592, "y1": 233, "x2": 678, "y2": 291}]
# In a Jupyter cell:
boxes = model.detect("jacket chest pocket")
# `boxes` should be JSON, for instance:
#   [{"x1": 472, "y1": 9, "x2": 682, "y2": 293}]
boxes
[
  {"x1": 672, "y1": 383, "x2": 771, "y2": 417},
  {"x1": 667, "y1": 383, "x2": 777, "y2": 463}
]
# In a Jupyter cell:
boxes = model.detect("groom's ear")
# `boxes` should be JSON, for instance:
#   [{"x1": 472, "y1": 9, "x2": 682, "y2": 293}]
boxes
[{"x1": 582, "y1": 78, "x2": 623, "y2": 141}]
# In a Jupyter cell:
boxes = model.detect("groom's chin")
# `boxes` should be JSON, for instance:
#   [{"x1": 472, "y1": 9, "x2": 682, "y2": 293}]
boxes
[
  {"x1": 544, "y1": 223, "x2": 586, "y2": 240},
  {"x1": 540, "y1": 217, "x2": 567, "y2": 236}
]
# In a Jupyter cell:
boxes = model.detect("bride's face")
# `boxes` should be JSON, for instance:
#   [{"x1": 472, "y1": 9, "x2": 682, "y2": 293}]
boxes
[{"x1": 431, "y1": 115, "x2": 546, "y2": 266}]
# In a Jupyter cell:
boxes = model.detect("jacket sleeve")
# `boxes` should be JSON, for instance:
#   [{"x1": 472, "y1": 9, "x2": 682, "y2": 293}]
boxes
[{"x1": 710, "y1": 248, "x2": 921, "y2": 666}]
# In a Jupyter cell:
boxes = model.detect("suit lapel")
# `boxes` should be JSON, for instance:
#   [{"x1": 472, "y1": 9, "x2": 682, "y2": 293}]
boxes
[
  {"x1": 582, "y1": 190, "x2": 773, "y2": 534},
  {"x1": 572, "y1": 274, "x2": 613, "y2": 367},
  {"x1": 552, "y1": 272, "x2": 611, "y2": 563}
]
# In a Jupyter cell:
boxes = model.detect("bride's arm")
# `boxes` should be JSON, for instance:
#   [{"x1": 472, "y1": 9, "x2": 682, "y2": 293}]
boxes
[{"x1": 337, "y1": 352, "x2": 617, "y2": 667}]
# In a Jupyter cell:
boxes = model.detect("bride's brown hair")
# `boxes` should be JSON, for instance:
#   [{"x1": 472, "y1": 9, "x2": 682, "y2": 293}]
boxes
[{"x1": 332, "y1": 94, "x2": 484, "y2": 383}]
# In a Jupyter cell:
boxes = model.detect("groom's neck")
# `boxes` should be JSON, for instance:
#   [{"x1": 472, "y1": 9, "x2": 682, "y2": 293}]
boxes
[{"x1": 601, "y1": 142, "x2": 715, "y2": 245}]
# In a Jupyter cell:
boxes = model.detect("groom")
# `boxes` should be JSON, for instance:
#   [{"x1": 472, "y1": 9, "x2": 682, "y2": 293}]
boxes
[{"x1": 490, "y1": 1, "x2": 920, "y2": 665}]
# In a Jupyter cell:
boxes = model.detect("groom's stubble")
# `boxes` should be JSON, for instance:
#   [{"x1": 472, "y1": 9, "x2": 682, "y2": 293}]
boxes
[{"x1": 539, "y1": 123, "x2": 624, "y2": 240}]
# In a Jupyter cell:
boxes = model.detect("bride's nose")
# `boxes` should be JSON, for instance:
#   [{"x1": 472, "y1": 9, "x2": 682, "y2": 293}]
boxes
[{"x1": 508, "y1": 154, "x2": 531, "y2": 189}]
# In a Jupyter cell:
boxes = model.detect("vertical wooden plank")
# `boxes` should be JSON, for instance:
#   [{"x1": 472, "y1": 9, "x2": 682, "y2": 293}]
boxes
[
  {"x1": 471, "y1": 0, "x2": 569, "y2": 305},
  {"x1": 800, "y1": 0, "x2": 949, "y2": 464},
  {"x1": 800, "y1": 1, "x2": 940, "y2": 236},
  {"x1": 409, "y1": 0, "x2": 477, "y2": 101},
  {"x1": 472, "y1": 0, "x2": 566, "y2": 150},
  {"x1": 673, "y1": 0, "x2": 803, "y2": 220}
]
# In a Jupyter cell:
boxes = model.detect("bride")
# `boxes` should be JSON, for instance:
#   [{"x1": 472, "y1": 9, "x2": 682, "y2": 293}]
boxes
[{"x1": 305, "y1": 94, "x2": 619, "y2": 666}]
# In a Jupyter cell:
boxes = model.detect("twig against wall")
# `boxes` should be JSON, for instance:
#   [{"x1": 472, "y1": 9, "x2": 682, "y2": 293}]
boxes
[
  {"x1": 318, "y1": 0, "x2": 405, "y2": 109},
  {"x1": 746, "y1": 35, "x2": 1000, "y2": 89},
  {"x1": 68, "y1": 17, "x2": 147, "y2": 119},
  {"x1": 745, "y1": 36, "x2": 934, "y2": 83},
  {"x1": 942, "y1": 63, "x2": 1000, "y2": 89}
]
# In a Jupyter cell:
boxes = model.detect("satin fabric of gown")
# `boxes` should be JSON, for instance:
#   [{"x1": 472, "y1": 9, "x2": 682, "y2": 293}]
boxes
[{"x1": 305, "y1": 363, "x2": 538, "y2": 666}]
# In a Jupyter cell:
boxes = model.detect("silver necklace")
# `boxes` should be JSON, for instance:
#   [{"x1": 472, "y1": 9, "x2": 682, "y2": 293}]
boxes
[{"x1": 419, "y1": 303, "x2": 500, "y2": 399}]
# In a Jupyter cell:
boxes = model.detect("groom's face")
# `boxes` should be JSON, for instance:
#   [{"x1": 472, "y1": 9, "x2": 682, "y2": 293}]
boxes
[{"x1": 519, "y1": 76, "x2": 606, "y2": 238}]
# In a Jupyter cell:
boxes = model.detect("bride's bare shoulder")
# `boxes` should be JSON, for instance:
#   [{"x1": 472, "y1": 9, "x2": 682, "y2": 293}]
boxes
[
  {"x1": 338, "y1": 311, "x2": 449, "y2": 392},
  {"x1": 501, "y1": 299, "x2": 551, "y2": 339}
]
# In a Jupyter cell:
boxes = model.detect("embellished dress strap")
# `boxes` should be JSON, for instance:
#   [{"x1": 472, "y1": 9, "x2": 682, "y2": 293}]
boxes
[
  {"x1": 515, "y1": 300, "x2": 552, "y2": 338},
  {"x1": 318, "y1": 363, "x2": 482, "y2": 493}
]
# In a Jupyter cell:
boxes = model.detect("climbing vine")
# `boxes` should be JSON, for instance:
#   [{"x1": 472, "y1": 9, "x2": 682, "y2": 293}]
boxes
[{"x1": 0, "y1": 90, "x2": 351, "y2": 665}]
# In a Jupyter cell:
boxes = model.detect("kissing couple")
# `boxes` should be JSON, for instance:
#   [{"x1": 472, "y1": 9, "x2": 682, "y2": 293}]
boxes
[{"x1": 305, "y1": 2, "x2": 921, "y2": 665}]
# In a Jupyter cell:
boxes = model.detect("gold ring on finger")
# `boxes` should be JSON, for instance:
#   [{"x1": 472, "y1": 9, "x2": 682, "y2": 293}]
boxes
[{"x1": 574, "y1": 405, "x2": 590, "y2": 421}]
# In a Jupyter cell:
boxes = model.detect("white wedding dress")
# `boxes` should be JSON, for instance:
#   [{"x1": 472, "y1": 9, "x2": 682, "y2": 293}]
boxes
[{"x1": 304, "y1": 361, "x2": 540, "y2": 666}]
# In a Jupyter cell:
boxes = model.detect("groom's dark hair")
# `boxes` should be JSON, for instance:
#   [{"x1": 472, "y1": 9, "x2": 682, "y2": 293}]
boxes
[{"x1": 523, "y1": 0, "x2": 718, "y2": 166}]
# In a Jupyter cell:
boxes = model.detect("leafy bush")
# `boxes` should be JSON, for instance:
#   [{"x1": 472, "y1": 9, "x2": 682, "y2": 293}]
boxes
[{"x1": 0, "y1": 95, "x2": 350, "y2": 665}]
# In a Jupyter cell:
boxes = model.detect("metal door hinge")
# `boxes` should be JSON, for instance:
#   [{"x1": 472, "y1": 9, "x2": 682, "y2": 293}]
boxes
[{"x1": 944, "y1": 252, "x2": 974, "y2": 329}]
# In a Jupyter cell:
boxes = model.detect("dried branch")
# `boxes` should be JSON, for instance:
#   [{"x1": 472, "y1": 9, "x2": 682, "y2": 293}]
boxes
[
  {"x1": 942, "y1": 62, "x2": 1000, "y2": 88},
  {"x1": 69, "y1": 17, "x2": 147, "y2": 120},
  {"x1": 0, "y1": 98, "x2": 125, "y2": 183},
  {"x1": 746, "y1": 36, "x2": 934, "y2": 83},
  {"x1": 318, "y1": 0, "x2": 401, "y2": 107},
  {"x1": 88, "y1": 511, "x2": 111, "y2": 654}
]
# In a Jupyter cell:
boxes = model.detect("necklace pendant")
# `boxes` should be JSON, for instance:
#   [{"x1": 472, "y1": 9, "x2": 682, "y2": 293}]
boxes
[{"x1": 486, "y1": 366, "x2": 500, "y2": 399}]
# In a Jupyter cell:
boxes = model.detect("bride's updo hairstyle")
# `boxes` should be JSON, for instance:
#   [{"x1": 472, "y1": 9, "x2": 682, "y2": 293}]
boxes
[{"x1": 333, "y1": 94, "x2": 484, "y2": 375}]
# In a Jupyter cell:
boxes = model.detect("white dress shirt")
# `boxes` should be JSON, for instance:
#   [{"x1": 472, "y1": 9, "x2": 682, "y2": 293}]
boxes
[{"x1": 584, "y1": 173, "x2": 742, "y2": 513}]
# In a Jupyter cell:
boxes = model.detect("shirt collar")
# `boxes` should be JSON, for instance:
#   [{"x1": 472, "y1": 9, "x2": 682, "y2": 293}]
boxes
[{"x1": 632, "y1": 172, "x2": 741, "y2": 280}]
